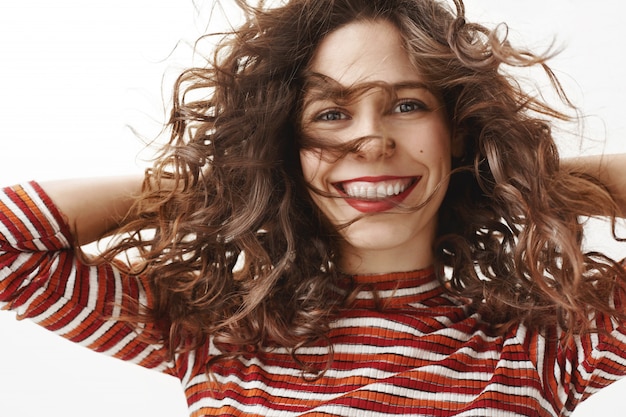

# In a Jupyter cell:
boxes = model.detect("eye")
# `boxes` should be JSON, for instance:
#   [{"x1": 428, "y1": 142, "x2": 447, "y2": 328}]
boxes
[
  {"x1": 316, "y1": 109, "x2": 348, "y2": 121},
  {"x1": 393, "y1": 100, "x2": 426, "y2": 113}
]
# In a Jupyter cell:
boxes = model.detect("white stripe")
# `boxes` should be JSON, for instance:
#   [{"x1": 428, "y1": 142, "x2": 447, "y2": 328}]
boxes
[
  {"x1": 328, "y1": 316, "x2": 501, "y2": 346},
  {"x1": 110, "y1": 266, "x2": 123, "y2": 317},
  {"x1": 11, "y1": 255, "x2": 63, "y2": 317},
  {"x1": 594, "y1": 350, "x2": 626, "y2": 377},
  {"x1": 25, "y1": 182, "x2": 71, "y2": 248},
  {"x1": 0, "y1": 251, "x2": 32, "y2": 285},
  {"x1": 188, "y1": 396, "x2": 301, "y2": 417},
  {"x1": 365, "y1": 380, "x2": 478, "y2": 401},
  {"x1": 0, "y1": 183, "x2": 70, "y2": 250},
  {"x1": 354, "y1": 279, "x2": 441, "y2": 300},
  {"x1": 0, "y1": 189, "x2": 43, "y2": 249},
  {"x1": 455, "y1": 408, "x2": 534, "y2": 417},
  {"x1": 610, "y1": 324, "x2": 626, "y2": 344},
  {"x1": 186, "y1": 358, "x2": 397, "y2": 388},
  {"x1": 24, "y1": 260, "x2": 97, "y2": 336},
  {"x1": 0, "y1": 220, "x2": 17, "y2": 247},
  {"x1": 329, "y1": 315, "x2": 430, "y2": 337},
  {"x1": 78, "y1": 317, "x2": 117, "y2": 349},
  {"x1": 179, "y1": 349, "x2": 197, "y2": 384},
  {"x1": 51, "y1": 263, "x2": 98, "y2": 335},
  {"x1": 479, "y1": 382, "x2": 556, "y2": 415}
]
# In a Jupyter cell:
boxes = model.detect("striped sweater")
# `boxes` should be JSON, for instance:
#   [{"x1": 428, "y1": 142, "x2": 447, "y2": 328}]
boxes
[{"x1": 2, "y1": 181, "x2": 626, "y2": 416}]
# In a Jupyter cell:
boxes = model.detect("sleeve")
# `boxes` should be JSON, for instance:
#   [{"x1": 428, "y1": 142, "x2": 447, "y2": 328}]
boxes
[
  {"x1": 570, "y1": 291, "x2": 626, "y2": 405},
  {"x1": 0, "y1": 182, "x2": 174, "y2": 374},
  {"x1": 534, "y1": 286, "x2": 626, "y2": 414}
]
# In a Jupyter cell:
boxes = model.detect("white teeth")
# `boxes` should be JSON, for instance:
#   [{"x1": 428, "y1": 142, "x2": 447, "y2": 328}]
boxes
[{"x1": 342, "y1": 179, "x2": 412, "y2": 200}]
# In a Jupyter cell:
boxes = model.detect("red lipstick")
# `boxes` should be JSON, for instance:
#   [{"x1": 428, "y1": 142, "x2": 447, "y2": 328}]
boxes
[{"x1": 333, "y1": 176, "x2": 420, "y2": 213}]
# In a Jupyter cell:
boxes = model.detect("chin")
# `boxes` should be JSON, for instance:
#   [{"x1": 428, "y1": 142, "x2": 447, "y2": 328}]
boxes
[
  {"x1": 342, "y1": 220, "x2": 414, "y2": 252},
  {"x1": 337, "y1": 212, "x2": 437, "y2": 268}
]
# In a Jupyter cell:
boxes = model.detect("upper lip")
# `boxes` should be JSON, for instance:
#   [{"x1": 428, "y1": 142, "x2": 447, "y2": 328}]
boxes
[{"x1": 332, "y1": 176, "x2": 419, "y2": 199}]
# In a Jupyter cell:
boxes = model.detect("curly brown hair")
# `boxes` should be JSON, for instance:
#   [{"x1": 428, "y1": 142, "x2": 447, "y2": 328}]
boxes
[{"x1": 104, "y1": 0, "x2": 626, "y2": 370}]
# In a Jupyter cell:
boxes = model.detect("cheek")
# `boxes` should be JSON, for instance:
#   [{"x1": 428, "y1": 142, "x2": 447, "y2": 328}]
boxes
[
  {"x1": 421, "y1": 126, "x2": 452, "y2": 166},
  {"x1": 299, "y1": 150, "x2": 324, "y2": 185},
  {"x1": 299, "y1": 150, "x2": 334, "y2": 213}
]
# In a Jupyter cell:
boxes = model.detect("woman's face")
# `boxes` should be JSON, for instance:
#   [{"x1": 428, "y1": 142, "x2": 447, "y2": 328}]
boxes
[{"x1": 299, "y1": 19, "x2": 452, "y2": 274}]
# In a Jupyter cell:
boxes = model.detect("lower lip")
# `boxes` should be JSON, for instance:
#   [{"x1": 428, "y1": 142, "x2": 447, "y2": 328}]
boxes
[{"x1": 340, "y1": 178, "x2": 420, "y2": 213}]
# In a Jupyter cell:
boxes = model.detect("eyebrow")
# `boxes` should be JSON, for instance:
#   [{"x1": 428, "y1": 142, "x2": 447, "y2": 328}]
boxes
[
  {"x1": 302, "y1": 73, "x2": 434, "y2": 104},
  {"x1": 391, "y1": 81, "x2": 431, "y2": 91}
]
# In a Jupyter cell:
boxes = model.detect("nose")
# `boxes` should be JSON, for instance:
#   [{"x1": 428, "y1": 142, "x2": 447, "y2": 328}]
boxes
[
  {"x1": 355, "y1": 136, "x2": 396, "y2": 161},
  {"x1": 350, "y1": 99, "x2": 395, "y2": 161}
]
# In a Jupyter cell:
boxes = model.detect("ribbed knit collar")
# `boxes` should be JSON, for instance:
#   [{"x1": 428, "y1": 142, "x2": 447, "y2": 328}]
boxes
[
  {"x1": 351, "y1": 267, "x2": 436, "y2": 285},
  {"x1": 348, "y1": 267, "x2": 445, "y2": 308}
]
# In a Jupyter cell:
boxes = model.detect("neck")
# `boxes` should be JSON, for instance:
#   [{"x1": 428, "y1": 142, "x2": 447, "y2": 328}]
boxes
[{"x1": 339, "y1": 242, "x2": 434, "y2": 275}]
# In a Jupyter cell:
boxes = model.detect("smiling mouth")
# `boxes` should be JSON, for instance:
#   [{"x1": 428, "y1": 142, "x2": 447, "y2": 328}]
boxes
[{"x1": 333, "y1": 177, "x2": 419, "y2": 200}]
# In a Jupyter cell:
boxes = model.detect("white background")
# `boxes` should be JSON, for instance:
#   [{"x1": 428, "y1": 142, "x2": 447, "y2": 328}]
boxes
[{"x1": 0, "y1": 1, "x2": 624, "y2": 415}]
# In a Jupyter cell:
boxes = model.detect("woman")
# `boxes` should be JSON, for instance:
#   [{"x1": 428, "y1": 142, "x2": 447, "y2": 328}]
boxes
[{"x1": 2, "y1": 0, "x2": 626, "y2": 415}]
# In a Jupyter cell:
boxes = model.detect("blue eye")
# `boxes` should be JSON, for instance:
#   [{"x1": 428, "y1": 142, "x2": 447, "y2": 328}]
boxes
[
  {"x1": 394, "y1": 101, "x2": 424, "y2": 113},
  {"x1": 317, "y1": 110, "x2": 347, "y2": 121}
]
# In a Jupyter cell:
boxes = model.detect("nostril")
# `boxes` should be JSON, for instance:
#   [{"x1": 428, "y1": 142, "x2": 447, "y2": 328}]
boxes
[
  {"x1": 354, "y1": 136, "x2": 396, "y2": 160},
  {"x1": 383, "y1": 138, "x2": 396, "y2": 155}
]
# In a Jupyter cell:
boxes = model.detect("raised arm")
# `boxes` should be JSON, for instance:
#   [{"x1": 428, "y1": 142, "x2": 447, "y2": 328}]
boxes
[
  {"x1": 39, "y1": 175, "x2": 143, "y2": 246},
  {"x1": 0, "y1": 181, "x2": 173, "y2": 373}
]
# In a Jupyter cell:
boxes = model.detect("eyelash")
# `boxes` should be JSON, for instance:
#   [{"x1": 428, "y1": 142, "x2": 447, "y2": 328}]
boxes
[
  {"x1": 315, "y1": 108, "x2": 347, "y2": 121},
  {"x1": 394, "y1": 100, "x2": 427, "y2": 113}
]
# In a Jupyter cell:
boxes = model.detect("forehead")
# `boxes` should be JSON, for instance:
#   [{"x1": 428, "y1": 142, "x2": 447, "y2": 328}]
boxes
[{"x1": 309, "y1": 19, "x2": 423, "y2": 87}]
